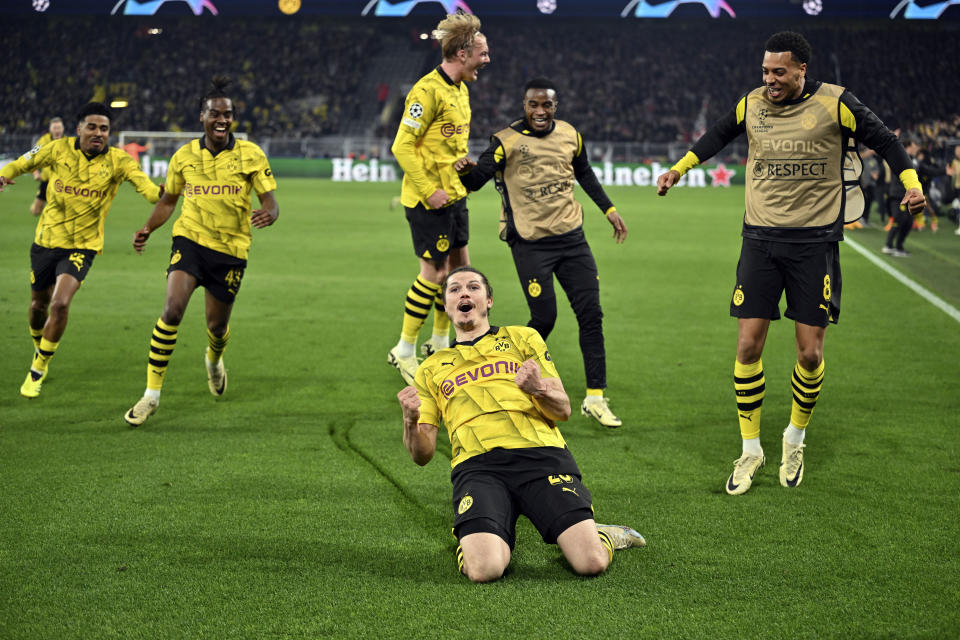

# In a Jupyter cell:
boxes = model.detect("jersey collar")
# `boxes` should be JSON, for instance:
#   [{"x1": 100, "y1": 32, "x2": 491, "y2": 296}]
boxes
[
  {"x1": 511, "y1": 118, "x2": 556, "y2": 138},
  {"x1": 777, "y1": 78, "x2": 822, "y2": 106},
  {"x1": 436, "y1": 65, "x2": 458, "y2": 87},
  {"x1": 454, "y1": 325, "x2": 499, "y2": 347},
  {"x1": 199, "y1": 132, "x2": 236, "y2": 157},
  {"x1": 74, "y1": 137, "x2": 107, "y2": 160}
]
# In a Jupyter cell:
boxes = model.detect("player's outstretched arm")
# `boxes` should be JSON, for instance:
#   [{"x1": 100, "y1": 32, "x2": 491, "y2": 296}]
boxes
[
  {"x1": 251, "y1": 190, "x2": 279, "y2": 229},
  {"x1": 133, "y1": 191, "x2": 179, "y2": 254},
  {"x1": 398, "y1": 386, "x2": 438, "y2": 465},
  {"x1": 515, "y1": 359, "x2": 571, "y2": 422}
]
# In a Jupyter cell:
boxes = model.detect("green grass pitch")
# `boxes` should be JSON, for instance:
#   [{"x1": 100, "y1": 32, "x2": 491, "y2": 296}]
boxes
[{"x1": 1, "y1": 177, "x2": 958, "y2": 638}]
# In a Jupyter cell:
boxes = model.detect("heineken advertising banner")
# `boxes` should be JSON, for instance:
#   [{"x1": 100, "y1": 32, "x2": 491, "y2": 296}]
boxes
[{"x1": 134, "y1": 156, "x2": 744, "y2": 187}]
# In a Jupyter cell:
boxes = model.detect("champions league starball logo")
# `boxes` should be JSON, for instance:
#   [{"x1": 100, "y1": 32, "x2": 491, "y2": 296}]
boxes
[
  {"x1": 361, "y1": 0, "x2": 472, "y2": 16},
  {"x1": 621, "y1": 0, "x2": 735, "y2": 18},
  {"x1": 111, "y1": 0, "x2": 218, "y2": 15}
]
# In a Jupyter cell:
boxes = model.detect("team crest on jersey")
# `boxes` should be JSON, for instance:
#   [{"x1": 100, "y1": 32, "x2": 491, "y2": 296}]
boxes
[
  {"x1": 170, "y1": 250, "x2": 182, "y2": 265},
  {"x1": 227, "y1": 158, "x2": 240, "y2": 173},
  {"x1": 801, "y1": 112, "x2": 818, "y2": 130},
  {"x1": 822, "y1": 275, "x2": 831, "y2": 301},
  {"x1": 733, "y1": 285, "x2": 745, "y2": 306},
  {"x1": 494, "y1": 340, "x2": 510, "y2": 352},
  {"x1": 408, "y1": 102, "x2": 424, "y2": 118},
  {"x1": 436, "y1": 235, "x2": 450, "y2": 252},
  {"x1": 457, "y1": 494, "x2": 473, "y2": 515},
  {"x1": 527, "y1": 279, "x2": 541, "y2": 298}
]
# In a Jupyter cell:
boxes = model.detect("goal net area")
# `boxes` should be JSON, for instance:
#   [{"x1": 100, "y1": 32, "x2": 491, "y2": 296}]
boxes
[{"x1": 117, "y1": 131, "x2": 248, "y2": 179}]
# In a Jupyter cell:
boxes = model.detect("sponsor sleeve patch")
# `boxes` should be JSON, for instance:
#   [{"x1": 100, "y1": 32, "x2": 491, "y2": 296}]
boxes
[{"x1": 402, "y1": 117, "x2": 421, "y2": 130}]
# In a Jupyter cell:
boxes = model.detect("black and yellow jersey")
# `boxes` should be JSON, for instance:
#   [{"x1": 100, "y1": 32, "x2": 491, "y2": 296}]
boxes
[
  {"x1": 391, "y1": 66, "x2": 471, "y2": 209},
  {"x1": 414, "y1": 325, "x2": 567, "y2": 468},
  {"x1": 33, "y1": 132, "x2": 59, "y2": 182},
  {"x1": 1, "y1": 137, "x2": 161, "y2": 252},
  {"x1": 166, "y1": 134, "x2": 276, "y2": 260},
  {"x1": 671, "y1": 79, "x2": 919, "y2": 242},
  {"x1": 459, "y1": 118, "x2": 614, "y2": 242}
]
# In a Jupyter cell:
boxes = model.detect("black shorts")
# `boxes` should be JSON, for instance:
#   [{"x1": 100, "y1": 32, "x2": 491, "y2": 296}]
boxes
[
  {"x1": 29, "y1": 243, "x2": 96, "y2": 291},
  {"x1": 167, "y1": 236, "x2": 247, "y2": 304},
  {"x1": 731, "y1": 237, "x2": 841, "y2": 327},
  {"x1": 36, "y1": 181, "x2": 49, "y2": 201},
  {"x1": 450, "y1": 447, "x2": 594, "y2": 549},
  {"x1": 405, "y1": 199, "x2": 468, "y2": 263}
]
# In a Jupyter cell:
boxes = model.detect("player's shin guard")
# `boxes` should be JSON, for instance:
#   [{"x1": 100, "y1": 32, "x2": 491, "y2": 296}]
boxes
[
  {"x1": 734, "y1": 359, "x2": 765, "y2": 440},
  {"x1": 790, "y1": 360, "x2": 824, "y2": 429},
  {"x1": 401, "y1": 276, "x2": 441, "y2": 344},
  {"x1": 29, "y1": 326, "x2": 44, "y2": 350},
  {"x1": 147, "y1": 319, "x2": 179, "y2": 391},
  {"x1": 206, "y1": 326, "x2": 230, "y2": 364},
  {"x1": 597, "y1": 529, "x2": 615, "y2": 563}
]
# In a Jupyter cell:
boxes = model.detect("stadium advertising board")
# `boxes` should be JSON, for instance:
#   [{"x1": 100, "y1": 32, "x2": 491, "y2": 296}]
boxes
[{"x1": 17, "y1": 0, "x2": 960, "y2": 18}]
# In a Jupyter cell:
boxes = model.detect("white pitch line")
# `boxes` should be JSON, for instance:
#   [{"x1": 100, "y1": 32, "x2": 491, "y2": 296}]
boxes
[{"x1": 844, "y1": 236, "x2": 960, "y2": 324}]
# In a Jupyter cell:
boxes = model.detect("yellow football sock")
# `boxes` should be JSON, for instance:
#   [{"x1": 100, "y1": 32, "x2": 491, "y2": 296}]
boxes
[
  {"x1": 734, "y1": 359, "x2": 765, "y2": 440},
  {"x1": 31, "y1": 337, "x2": 59, "y2": 373},
  {"x1": 207, "y1": 326, "x2": 230, "y2": 364},
  {"x1": 147, "y1": 318, "x2": 178, "y2": 391},
  {"x1": 401, "y1": 276, "x2": 441, "y2": 344},
  {"x1": 790, "y1": 360, "x2": 824, "y2": 429}
]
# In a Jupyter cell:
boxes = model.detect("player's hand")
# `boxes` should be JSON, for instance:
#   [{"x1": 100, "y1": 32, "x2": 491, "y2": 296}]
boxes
[
  {"x1": 901, "y1": 188, "x2": 926, "y2": 216},
  {"x1": 515, "y1": 359, "x2": 546, "y2": 397},
  {"x1": 607, "y1": 210, "x2": 628, "y2": 243},
  {"x1": 426, "y1": 189, "x2": 450, "y2": 210},
  {"x1": 398, "y1": 386, "x2": 421, "y2": 424},
  {"x1": 656, "y1": 170, "x2": 681, "y2": 196},
  {"x1": 251, "y1": 208, "x2": 278, "y2": 229},
  {"x1": 454, "y1": 157, "x2": 476, "y2": 173},
  {"x1": 132, "y1": 226, "x2": 151, "y2": 254},
  {"x1": 0, "y1": 175, "x2": 15, "y2": 192}
]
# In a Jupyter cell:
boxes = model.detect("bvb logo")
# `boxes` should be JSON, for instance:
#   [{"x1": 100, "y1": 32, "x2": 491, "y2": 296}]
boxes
[
  {"x1": 458, "y1": 494, "x2": 473, "y2": 515},
  {"x1": 69, "y1": 252, "x2": 85, "y2": 271},
  {"x1": 527, "y1": 279, "x2": 541, "y2": 298},
  {"x1": 801, "y1": 112, "x2": 818, "y2": 130},
  {"x1": 227, "y1": 158, "x2": 240, "y2": 173},
  {"x1": 733, "y1": 286, "x2": 745, "y2": 307},
  {"x1": 753, "y1": 160, "x2": 764, "y2": 178},
  {"x1": 822, "y1": 275, "x2": 831, "y2": 301},
  {"x1": 170, "y1": 250, "x2": 182, "y2": 265},
  {"x1": 436, "y1": 235, "x2": 450, "y2": 252},
  {"x1": 494, "y1": 340, "x2": 510, "y2": 352}
]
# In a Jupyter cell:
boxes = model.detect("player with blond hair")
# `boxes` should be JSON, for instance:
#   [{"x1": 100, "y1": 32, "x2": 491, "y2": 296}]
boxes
[{"x1": 387, "y1": 12, "x2": 490, "y2": 385}]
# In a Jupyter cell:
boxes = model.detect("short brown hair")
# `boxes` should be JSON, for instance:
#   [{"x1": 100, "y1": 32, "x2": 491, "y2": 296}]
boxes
[{"x1": 432, "y1": 12, "x2": 483, "y2": 61}]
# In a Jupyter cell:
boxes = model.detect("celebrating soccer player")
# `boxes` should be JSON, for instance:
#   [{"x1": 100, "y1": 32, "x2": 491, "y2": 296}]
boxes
[
  {"x1": 386, "y1": 12, "x2": 490, "y2": 385},
  {"x1": 0, "y1": 103, "x2": 162, "y2": 399},
  {"x1": 29, "y1": 117, "x2": 65, "y2": 216},
  {"x1": 123, "y1": 77, "x2": 279, "y2": 427},
  {"x1": 397, "y1": 267, "x2": 645, "y2": 582},
  {"x1": 657, "y1": 32, "x2": 926, "y2": 495},
  {"x1": 454, "y1": 77, "x2": 628, "y2": 428}
]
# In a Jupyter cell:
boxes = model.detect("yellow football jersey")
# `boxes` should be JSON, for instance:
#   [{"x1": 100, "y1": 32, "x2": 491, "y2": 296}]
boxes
[
  {"x1": 415, "y1": 325, "x2": 568, "y2": 468},
  {"x1": 391, "y1": 66, "x2": 471, "y2": 209},
  {"x1": 166, "y1": 135, "x2": 277, "y2": 260},
  {"x1": 34, "y1": 132, "x2": 57, "y2": 182},
  {"x1": 1, "y1": 137, "x2": 161, "y2": 252}
]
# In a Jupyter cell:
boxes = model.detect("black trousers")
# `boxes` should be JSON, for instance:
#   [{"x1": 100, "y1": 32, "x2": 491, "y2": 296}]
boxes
[
  {"x1": 509, "y1": 231, "x2": 605, "y2": 390},
  {"x1": 885, "y1": 198, "x2": 913, "y2": 250}
]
